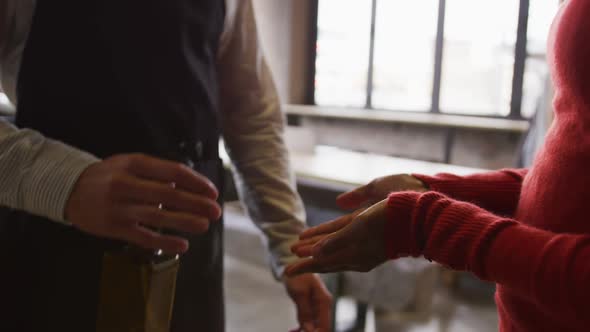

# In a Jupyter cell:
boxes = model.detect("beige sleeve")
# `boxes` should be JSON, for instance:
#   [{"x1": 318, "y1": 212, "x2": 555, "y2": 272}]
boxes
[{"x1": 218, "y1": 0, "x2": 306, "y2": 278}]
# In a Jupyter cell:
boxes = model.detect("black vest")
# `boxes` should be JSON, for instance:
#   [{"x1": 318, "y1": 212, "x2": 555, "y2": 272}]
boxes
[
  {"x1": 0, "y1": 1, "x2": 227, "y2": 331},
  {"x1": 17, "y1": 0, "x2": 225, "y2": 159}
]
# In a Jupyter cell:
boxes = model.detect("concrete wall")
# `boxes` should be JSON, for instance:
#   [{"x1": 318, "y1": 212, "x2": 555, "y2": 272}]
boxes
[
  {"x1": 300, "y1": 117, "x2": 522, "y2": 169},
  {"x1": 252, "y1": 1, "x2": 293, "y2": 102}
]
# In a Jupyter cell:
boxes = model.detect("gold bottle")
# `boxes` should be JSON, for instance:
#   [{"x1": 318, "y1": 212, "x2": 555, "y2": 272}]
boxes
[{"x1": 96, "y1": 246, "x2": 180, "y2": 332}]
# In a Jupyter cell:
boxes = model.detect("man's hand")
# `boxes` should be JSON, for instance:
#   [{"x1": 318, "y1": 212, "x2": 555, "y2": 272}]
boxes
[
  {"x1": 65, "y1": 153, "x2": 222, "y2": 254},
  {"x1": 285, "y1": 273, "x2": 333, "y2": 332},
  {"x1": 336, "y1": 174, "x2": 426, "y2": 210}
]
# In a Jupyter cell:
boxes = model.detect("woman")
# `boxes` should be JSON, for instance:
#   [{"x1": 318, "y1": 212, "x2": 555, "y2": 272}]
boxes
[{"x1": 286, "y1": 0, "x2": 590, "y2": 331}]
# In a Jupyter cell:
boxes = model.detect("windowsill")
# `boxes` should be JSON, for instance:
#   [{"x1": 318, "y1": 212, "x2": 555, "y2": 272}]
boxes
[
  {"x1": 220, "y1": 141, "x2": 485, "y2": 192},
  {"x1": 285, "y1": 104, "x2": 530, "y2": 133}
]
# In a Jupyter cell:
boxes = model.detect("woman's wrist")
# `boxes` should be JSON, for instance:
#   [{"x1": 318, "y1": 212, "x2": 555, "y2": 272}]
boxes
[
  {"x1": 385, "y1": 192, "x2": 423, "y2": 259},
  {"x1": 407, "y1": 174, "x2": 429, "y2": 191}
]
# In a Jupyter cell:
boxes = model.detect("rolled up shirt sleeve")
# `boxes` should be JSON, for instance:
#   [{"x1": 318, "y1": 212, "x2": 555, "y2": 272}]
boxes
[
  {"x1": 0, "y1": 0, "x2": 100, "y2": 223},
  {"x1": 217, "y1": 0, "x2": 306, "y2": 278},
  {"x1": 0, "y1": 120, "x2": 100, "y2": 223}
]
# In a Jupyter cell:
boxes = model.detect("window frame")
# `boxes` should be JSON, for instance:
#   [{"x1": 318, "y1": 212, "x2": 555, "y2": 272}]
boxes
[{"x1": 307, "y1": 0, "x2": 533, "y2": 120}]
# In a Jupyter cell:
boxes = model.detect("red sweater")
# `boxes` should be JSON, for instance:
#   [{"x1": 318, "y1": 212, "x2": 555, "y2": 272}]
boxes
[{"x1": 384, "y1": 1, "x2": 590, "y2": 331}]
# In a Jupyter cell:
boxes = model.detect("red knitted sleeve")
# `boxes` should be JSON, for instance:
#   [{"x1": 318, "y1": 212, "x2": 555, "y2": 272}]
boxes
[
  {"x1": 412, "y1": 168, "x2": 527, "y2": 217},
  {"x1": 386, "y1": 191, "x2": 590, "y2": 326}
]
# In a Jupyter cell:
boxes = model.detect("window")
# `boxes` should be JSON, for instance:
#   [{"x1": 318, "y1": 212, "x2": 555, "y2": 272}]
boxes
[
  {"x1": 0, "y1": 91, "x2": 14, "y2": 115},
  {"x1": 312, "y1": 0, "x2": 559, "y2": 118},
  {"x1": 0, "y1": 93, "x2": 9, "y2": 105}
]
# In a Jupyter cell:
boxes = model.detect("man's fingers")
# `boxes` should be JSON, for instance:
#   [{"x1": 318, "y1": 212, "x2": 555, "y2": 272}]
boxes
[
  {"x1": 285, "y1": 259, "x2": 314, "y2": 276},
  {"x1": 299, "y1": 214, "x2": 354, "y2": 240},
  {"x1": 291, "y1": 287, "x2": 315, "y2": 332},
  {"x1": 118, "y1": 177, "x2": 222, "y2": 220},
  {"x1": 121, "y1": 226, "x2": 189, "y2": 254},
  {"x1": 125, "y1": 154, "x2": 219, "y2": 199},
  {"x1": 126, "y1": 205, "x2": 211, "y2": 235},
  {"x1": 311, "y1": 281, "x2": 333, "y2": 332}
]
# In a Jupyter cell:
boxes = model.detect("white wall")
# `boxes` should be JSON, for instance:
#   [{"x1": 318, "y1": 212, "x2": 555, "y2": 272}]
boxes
[
  {"x1": 252, "y1": 1, "x2": 294, "y2": 103},
  {"x1": 253, "y1": 0, "x2": 313, "y2": 104}
]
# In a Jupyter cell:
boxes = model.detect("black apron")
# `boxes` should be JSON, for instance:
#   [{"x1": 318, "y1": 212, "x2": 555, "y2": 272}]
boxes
[{"x1": 0, "y1": 0, "x2": 226, "y2": 331}]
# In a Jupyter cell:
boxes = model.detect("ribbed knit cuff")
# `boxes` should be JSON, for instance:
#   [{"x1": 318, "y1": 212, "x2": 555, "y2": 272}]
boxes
[
  {"x1": 386, "y1": 190, "x2": 517, "y2": 280},
  {"x1": 463, "y1": 216, "x2": 517, "y2": 280},
  {"x1": 413, "y1": 173, "x2": 484, "y2": 198},
  {"x1": 21, "y1": 139, "x2": 100, "y2": 224},
  {"x1": 414, "y1": 194, "x2": 517, "y2": 279},
  {"x1": 424, "y1": 208, "x2": 517, "y2": 280},
  {"x1": 420, "y1": 204, "x2": 487, "y2": 271},
  {"x1": 412, "y1": 171, "x2": 526, "y2": 218},
  {"x1": 385, "y1": 192, "x2": 422, "y2": 259}
]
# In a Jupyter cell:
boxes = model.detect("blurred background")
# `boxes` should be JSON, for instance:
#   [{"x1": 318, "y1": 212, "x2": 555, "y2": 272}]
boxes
[
  {"x1": 222, "y1": 1, "x2": 560, "y2": 331},
  {"x1": 0, "y1": 1, "x2": 562, "y2": 331}
]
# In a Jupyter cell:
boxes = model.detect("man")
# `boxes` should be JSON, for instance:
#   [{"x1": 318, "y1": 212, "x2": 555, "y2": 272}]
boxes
[{"x1": 0, "y1": 0, "x2": 332, "y2": 331}]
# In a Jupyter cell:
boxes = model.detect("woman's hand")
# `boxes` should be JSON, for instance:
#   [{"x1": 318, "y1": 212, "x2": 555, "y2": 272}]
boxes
[
  {"x1": 285, "y1": 175, "x2": 427, "y2": 276},
  {"x1": 286, "y1": 199, "x2": 393, "y2": 276},
  {"x1": 336, "y1": 174, "x2": 426, "y2": 210}
]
